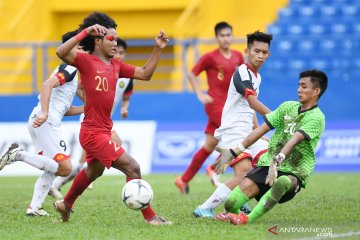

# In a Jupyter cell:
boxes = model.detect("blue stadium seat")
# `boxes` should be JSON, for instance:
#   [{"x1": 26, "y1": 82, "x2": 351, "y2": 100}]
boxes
[
  {"x1": 287, "y1": 24, "x2": 307, "y2": 35},
  {"x1": 309, "y1": 58, "x2": 331, "y2": 72},
  {"x1": 297, "y1": 39, "x2": 316, "y2": 53},
  {"x1": 298, "y1": 6, "x2": 318, "y2": 19},
  {"x1": 267, "y1": 24, "x2": 285, "y2": 35},
  {"x1": 288, "y1": 58, "x2": 309, "y2": 72},
  {"x1": 309, "y1": 23, "x2": 330, "y2": 35},
  {"x1": 331, "y1": 23, "x2": 351, "y2": 34},
  {"x1": 341, "y1": 5, "x2": 359, "y2": 18},
  {"x1": 278, "y1": 8, "x2": 298, "y2": 20},
  {"x1": 319, "y1": 39, "x2": 336, "y2": 55}
]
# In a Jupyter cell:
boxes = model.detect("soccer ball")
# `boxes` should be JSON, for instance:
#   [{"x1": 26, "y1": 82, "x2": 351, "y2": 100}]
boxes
[{"x1": 121, "y1": 179, "x2": 153, "y2": 210}]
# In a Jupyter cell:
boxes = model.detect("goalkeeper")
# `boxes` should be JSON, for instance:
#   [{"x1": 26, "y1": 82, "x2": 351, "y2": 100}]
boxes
[{"x1": 213, "y1": 69, "x2": 328, "y2": 225}]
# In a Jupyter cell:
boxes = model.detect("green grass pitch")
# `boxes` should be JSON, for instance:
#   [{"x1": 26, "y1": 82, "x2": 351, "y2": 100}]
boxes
[{"x1": 0, "y1": 173, "x2": 359, "y2": 240}]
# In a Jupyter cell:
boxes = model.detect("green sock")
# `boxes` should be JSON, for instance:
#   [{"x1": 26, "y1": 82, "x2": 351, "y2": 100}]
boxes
[
  {"x1": 248, "y1": 176, "x2": 292, "y2": 223},
  {"x1": 225, "y1": 186, "x2": 249, "y2": 214}
]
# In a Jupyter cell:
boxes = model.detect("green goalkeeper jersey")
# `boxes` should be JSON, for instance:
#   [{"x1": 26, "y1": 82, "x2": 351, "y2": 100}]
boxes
[{"x1": 256, "y1": 101, "x2": 325, "y2": 187}]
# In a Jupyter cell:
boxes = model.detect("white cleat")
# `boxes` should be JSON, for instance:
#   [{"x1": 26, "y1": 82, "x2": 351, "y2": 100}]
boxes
[
  {"x1": 0, "y1": 143, "x2": 21, "y2": 171},
  {"x1": 48, "y1": 187, "x2": 63, "y2": 200},
  {"x1": 26, "y1": 207, "x2": 49, "y2": 217}
]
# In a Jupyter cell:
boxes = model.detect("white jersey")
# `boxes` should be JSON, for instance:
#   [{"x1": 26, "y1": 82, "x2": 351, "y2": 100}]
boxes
[
  {"x1": 30, "y1": 63, "x2": 78, "y2": 126},
  {"x1": 111, "y1": 78, "x2": 133, "y2": 115},
  {"x1": 215, "y1": 63, "x2": 262, "y2": 139}
]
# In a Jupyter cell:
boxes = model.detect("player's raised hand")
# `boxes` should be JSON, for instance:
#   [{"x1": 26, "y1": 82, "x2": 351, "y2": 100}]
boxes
[
  {"x1": 155, "y1": 30, "x2": 169, "y2": 49},
  {"x1": 265, "y1": 158, "x2": 279, "y2": 186},
  {"x1": 213, "y1": 146, "x2": 234, "y2": 174},
  {"x1": 32, "y1": 113, "x2": 48, "y2": 128},
  {"x1": 86, "y1": 24, "x2": 107, "y2": 37}
]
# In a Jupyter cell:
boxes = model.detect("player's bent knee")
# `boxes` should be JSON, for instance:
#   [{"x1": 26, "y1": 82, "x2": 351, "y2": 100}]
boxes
[
  {"x1": 273, "y1": 175, "x2": 292, "y2": 193},
  {"x1": 57, "y1": 162, "x2": 72, "y2": 176}
]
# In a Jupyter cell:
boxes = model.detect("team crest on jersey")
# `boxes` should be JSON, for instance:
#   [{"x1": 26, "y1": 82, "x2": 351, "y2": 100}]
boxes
[
  {"x1": 217, "y1": 68, "x2": 224, "y2": 80},
  {"x1": 119, "y1": 81, "x2": 125, "y2": 88}
]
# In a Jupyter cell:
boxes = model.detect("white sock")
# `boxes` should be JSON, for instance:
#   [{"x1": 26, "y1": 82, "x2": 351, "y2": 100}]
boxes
[
  {"x1": 200, "y1": 183, "x2": 231, "y2": 210},
  {"x1": 17, "y1": 151, "x2": 58, "y2": 174},
  {"x1": 30, "y1": 171, "x2": 56, "y2": 210},
  {"x1": 52, "y1": 162, "x2": 82, "y2": 190}
]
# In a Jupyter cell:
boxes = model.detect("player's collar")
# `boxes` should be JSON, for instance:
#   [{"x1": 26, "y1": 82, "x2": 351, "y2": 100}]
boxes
[{"x1": 244, "y1": 63, "x2": 258, "y2": 77}]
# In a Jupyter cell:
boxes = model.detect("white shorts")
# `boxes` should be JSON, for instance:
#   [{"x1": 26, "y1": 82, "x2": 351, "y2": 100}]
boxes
[
  {"x1": 28, "y1": 116, "x2": 70, "y2": 160},
  {"x1": 216, "y1": 130, "x2": 268, "y2": 159}
]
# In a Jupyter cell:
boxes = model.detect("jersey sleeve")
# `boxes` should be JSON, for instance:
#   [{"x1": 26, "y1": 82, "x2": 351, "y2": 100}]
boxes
[
  {"x1": 298, "y1": 112, "x2": 325, "y2": 141},
  {"x1": 118, "y1": 60, "x2": 136, "y2": 79},
  {"x1": 54, "y1": 63, "x2": 77, "y2": 85},
  {"x1": 124, "y1": 79, "x2": 134, "y2": 97},
  {"x1": 232, "y1": 66, "x2": 257, "y2": 98},
  {"x1": 192, "y1": 53, "x2": 211, "y2": 76},
  {"x1": 264, "y1": 101, "x2": 293, "y2": 129}
]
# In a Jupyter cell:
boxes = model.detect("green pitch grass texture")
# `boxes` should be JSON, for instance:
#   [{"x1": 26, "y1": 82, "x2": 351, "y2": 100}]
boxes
[{"x1": 0, "y1": 173, "x2": 359, "y2": 240}]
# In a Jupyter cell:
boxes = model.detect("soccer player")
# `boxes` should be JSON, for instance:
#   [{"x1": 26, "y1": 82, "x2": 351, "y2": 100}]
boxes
[
  {"x1": 0, "y1": 30, "x2": 84, "y2": 216},
  {"x1": 212, "y1": 69, "x2": 328, "y2": 225},
  {"x1": 53, "y1": 12, "x2": 171, "y2": 225},
  {"x1": 193, "y1": 31, "x2": 273, "y2": 218},
  {"x1": 49, "y1": 37, "x2": 134, "y2": 199},
  {"x1": 175, "y1": 22, "x2": 244, "y2": 194}
]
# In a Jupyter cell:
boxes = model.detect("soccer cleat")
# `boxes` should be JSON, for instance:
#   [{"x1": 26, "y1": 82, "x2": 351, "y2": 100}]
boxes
[
  {"x1": 147, "y1": 215, "x2": 173, "y2": 225},
  {"x1": 206, "y1": 165, "x2": 221, "y2": 187},
  {"x1": 26, "y1": 207, "x2": 49, "y2": 217},
  {"x1": 0, "y1": 143, "x2": 21, "y2": 171},
  {"x1": 227, "y1": 212, "x2": 249, "y2": 225},
  {"x1": 175, "y1": 177, "x2": 189, "y2": 195},
  {"x1": 54, "y1": 200, "x2": 73, "y2": 222},
  {"x1": 48, "y1": 187, "x2": 63, "y2": 200},
  {"x1": 212, "y1": 212, "x2": 230, "y2": 222},
  {"x1": 193, "y1": 206, "x2": 215, "y2": 218},
  {"x1": 240, "y1": 203, "x2": 252, "y2": 214}
]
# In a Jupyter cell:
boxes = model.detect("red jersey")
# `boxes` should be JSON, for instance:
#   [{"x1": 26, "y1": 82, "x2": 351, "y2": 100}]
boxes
[
  {"x1": 72, "y1": 52, "x2": 135, "y2": 133},
  {"x1": 192, "y1": 49, "x2": 244, "y2": 125}
]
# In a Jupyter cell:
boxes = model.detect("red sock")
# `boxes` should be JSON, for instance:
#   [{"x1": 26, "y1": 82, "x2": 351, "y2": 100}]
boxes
[
  {"x1": 125, "y1": 176, "x2": 156, "y2": 220},
  {"x1": 64, "y1": 169, "x2": 91, "y2": 209},
  {"x1": 182, "y1": 147, "x2": 211, "y2": 183}
]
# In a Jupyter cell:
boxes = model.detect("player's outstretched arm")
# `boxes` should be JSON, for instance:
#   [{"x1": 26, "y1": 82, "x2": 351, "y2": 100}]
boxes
[
  {"x1": 265, "y1": 132, "x2": 305, "y2": 186},
  {"x1": 32, "y1": 75, "x2": 61, "y2": 128},
  {"x1": 247, "y1": 95, "x2": 271, "y2": 116},
  {"x1": 56, "y1": 24, "x2": 107, "y2": 64},
  {"x1": 214, "y1": 123, "x2": 271, "y2": 174},
  {"x1": 133, "y1": 30, "x2": 169, "y2": 80},
  {"x1": 65, "y1": 106, "x2": 84, "y2": 116}
]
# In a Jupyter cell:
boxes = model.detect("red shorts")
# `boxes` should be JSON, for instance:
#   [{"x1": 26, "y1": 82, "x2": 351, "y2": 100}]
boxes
[
  {"x1": 229, "y1": 149, "x2": 267, "y2": 168},
  {"x1": 79, "y1": 129, "x2": 125, "y2": 169},
  {"x1": 204, "y1": 105, "x2": 222, "y2": 136}
]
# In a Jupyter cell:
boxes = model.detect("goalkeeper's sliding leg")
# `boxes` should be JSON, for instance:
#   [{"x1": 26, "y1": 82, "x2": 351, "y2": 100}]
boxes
[
  {"x1": 193, "y1": 157, "x2": 253, "y2": 217},
  {"x1": 215, "y1": 168, "x2": 300, "y2": 224}
]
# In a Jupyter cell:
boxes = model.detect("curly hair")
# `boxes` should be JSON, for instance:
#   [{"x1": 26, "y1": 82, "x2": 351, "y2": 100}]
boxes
[{"x1": 78, "y1": 12, "x2": 117, "y2": 53}]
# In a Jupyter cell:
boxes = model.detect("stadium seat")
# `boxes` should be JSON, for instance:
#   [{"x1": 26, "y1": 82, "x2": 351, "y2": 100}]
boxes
[
  {"x1": 309, "y1": 23, "x2": 330, "y2": 35},
  {"x1": 331, "y1": 23, "x2": 351, "y2": 34},
  {"x1": 297, "y1": 39, "x2": 316, "y2": 54},
  {"x1": 341, "y1": 5, "x2": 359, "y2": 18},
  {"x1": 319, "y1": 39, "x2": 336, "y2": 55}
]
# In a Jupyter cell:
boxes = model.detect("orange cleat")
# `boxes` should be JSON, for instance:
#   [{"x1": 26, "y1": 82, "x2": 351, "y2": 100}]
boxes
[
  {"x1": 175, "y1": 176, "x2": 189, "y2": 195},
  {"x1": 227, "y1": 212, "x2": 249, "y2": 225}
]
